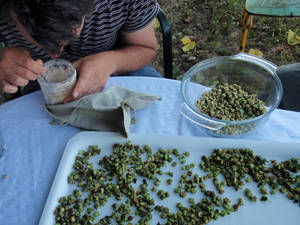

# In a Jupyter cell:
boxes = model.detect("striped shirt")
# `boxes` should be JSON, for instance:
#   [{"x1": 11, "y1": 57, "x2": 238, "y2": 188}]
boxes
[{"x1": 0, "y1": 0, "x2": 158, "y2": 62}]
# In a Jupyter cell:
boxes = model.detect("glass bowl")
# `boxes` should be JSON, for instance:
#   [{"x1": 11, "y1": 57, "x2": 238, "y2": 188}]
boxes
[{"x1": 180, "y1": 53, "x2": 283, "y2": 137}]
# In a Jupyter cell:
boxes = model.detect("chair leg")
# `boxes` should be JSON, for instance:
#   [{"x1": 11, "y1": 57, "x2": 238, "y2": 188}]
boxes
[
  {"x1": 239, "y1": 8, "x2": 253, "y2": 52},
  {"x1": 239, "y1": 27, "x2": 249, "y2": 52}
]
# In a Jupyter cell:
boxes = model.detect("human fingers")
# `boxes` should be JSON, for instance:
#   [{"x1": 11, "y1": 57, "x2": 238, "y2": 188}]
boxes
[
  {"x1": 1, "y1": 48, "x2": 45, "y2": 79},
  {"x1": 36, "y1": 59, "x2": 43, "y2": 65},
  {"x1": 0, "y1": 79, "x2": 18, "y2": 93},
  {"x1": 12, "y1": 50, "x2": 45, "y2": 76},
  {"x1": 4, "y1": 73, "x2": 29, "y2": 87},
  {"x1": 72, "y1": 59, "x2": 81, "y2": 69},
  {"x1": 7, "y1": 62, "x2": 40, "y2": 81},
  {"x1": 62, "y1": 87, "x2": 78, "y2": 103},
  {"x1": 63, "y1": 76, "x2": 87, "y2": 103},
  {"x1": 63, "y1": 73, "x2": 105, "y2": 103},
  {"x1": 64, "y1": 62, "x2": 90, "y2": 103}
]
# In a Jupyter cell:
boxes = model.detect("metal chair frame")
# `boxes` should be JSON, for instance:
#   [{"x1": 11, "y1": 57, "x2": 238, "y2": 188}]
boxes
[{"x1": 157, "y1": 7, "x2": 173, "y2": 79}]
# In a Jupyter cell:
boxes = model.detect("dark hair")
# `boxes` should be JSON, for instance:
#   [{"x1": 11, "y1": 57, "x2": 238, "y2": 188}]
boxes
[{"x1": 2, "y1": 0, "x2": 95, "y2": 54}]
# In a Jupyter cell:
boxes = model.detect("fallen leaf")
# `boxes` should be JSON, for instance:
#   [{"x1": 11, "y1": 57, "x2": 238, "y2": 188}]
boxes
[
  {"x1": 153, "y1": 18, "x2": 160, "y2": 29},
  {"x1": 275, "y1": 45, "x2": 284, "y2": 52},
  {"x1": 287, "y1": 29, "x2": 300, "y2": 45},
  {"x1": 248, "y1": 48, "x2": 263, "y2": 57},
  {"x1": 131, "y1": 117, "x2": 137, "y2": 124},
  {"x1": 49, "y1": 119, "x2": 56, "y2": 125},
  {"x1": 181, "y1": 37, "x2": 196, "y2": 52},
  {"x1": 184, "y1": 16, "x2": 193, "y2": 24},
  {"x1": 181, "y1": 37, "x2": 192, "y2": 45}
]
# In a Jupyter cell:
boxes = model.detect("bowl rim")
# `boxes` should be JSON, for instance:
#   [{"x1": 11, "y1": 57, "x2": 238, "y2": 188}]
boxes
[{"x1": 180, "y1": 53, "x2": 283, "y2": 126}]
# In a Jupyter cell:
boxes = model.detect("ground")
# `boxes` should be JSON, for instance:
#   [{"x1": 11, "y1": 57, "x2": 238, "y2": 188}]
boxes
[
  {"x1": 153, "y1": 0, "x2": 300, "y2": 80},
  {"x1": 1, "y1": 0, "x2": 300, "y2": 103}
]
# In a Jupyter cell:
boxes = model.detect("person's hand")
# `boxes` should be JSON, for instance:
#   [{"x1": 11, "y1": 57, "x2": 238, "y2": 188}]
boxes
[
  {"x1": 0, "y1": 47, "x2": 45, "y2": 93},
  {"x1": 63, "y1": 20, "x2": 159, "y2": 103},
  {"x1": 63, "y1": 52, "x2": 115, "y2": 103}
]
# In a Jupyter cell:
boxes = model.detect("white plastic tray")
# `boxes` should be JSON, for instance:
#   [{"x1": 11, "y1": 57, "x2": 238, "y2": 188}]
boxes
[{"x1": 39, "y1": 131, "x2": 300, "y2": 225}]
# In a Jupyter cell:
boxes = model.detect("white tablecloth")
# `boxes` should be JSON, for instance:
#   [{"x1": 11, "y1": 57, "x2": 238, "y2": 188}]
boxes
[{"x1": 0, "y1": 76, "x2": 300, "y2": 225}]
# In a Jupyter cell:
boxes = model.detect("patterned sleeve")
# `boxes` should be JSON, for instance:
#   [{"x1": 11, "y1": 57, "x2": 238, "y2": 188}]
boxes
[{"x1": 122, "y1": 0, "x2": 159, "y2": 32}]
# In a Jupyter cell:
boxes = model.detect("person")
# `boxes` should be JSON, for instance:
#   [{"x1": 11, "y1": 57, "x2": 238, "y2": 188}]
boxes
[
  {"x1": 276, "y1": 63, "x2": 300, "y2": 112},
  {"x1": 0, "y1": 0, "x2": 162, "y2": 103}
]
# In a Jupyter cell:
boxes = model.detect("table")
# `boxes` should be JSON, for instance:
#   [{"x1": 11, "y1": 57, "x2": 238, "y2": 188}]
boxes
[{"x1": 0, "y1": 76, "x2": 300, "y2": 225}]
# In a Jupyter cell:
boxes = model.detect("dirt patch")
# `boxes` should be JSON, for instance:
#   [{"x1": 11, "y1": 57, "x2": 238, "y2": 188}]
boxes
[{"x1": 153, "y1": 0, "x2": 300, "y2": 80}]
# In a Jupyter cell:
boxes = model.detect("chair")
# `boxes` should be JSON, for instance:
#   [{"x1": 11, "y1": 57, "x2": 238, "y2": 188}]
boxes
[
  {"x1": 157, "y1": 7, "x2": 173, "y2": 79},
  {"x1": 239, "y1": 0, "x2": 300, "y2": 52},
  {"x1": 11, "y1": 8, "x2": 173, "y2": 99},
  {"x1": 239, "y1": 1, "x2": 300, "y2": 112}
]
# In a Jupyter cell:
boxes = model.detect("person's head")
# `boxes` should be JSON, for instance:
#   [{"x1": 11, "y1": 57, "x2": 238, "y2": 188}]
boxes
[{"x1": 2, "y1": 0, "x2": 95, "y2": 56}]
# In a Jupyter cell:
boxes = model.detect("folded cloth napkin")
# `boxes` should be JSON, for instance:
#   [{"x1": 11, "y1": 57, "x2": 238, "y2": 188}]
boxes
[{"x1": 45, "y1": 85, "x2": 161, "y2": 137}]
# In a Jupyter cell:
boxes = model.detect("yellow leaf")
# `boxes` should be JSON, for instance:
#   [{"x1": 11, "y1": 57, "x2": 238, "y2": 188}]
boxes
[
  {"x1": 248, "y1": 48, "x2": 263, "y2": 57},
  {"x1": 181, "y1": 37, "x2": 196, "y2": 52},
  {"x1": 181, "y1": 37, "x2": 192, "y2": 45},
  {"x1": 182, "y1": 42, "x2": 195, "y2": 52},
  {"x1": 288, "y1": 29, "x2": 300, "y2": 45},
  {"x1": 153, "y1": 18, "x2": 160, "y2": 29}
]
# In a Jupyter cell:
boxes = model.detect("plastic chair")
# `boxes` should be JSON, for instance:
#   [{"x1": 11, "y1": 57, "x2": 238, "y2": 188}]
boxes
[
  {"x1": 239, "y1": 0, "x2": 300, "y2": 52},
  {"x1": 11, "y1": 8, "x2": 173, "y2": 98}
]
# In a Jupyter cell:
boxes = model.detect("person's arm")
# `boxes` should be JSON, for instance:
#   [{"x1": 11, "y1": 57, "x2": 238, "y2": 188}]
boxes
[
  {"x1": 109, "y1": 21, "x2": 158, "y2": 75},
  {"x1": 64, "y1": 20, "x2": 158, "y2": 102}
]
